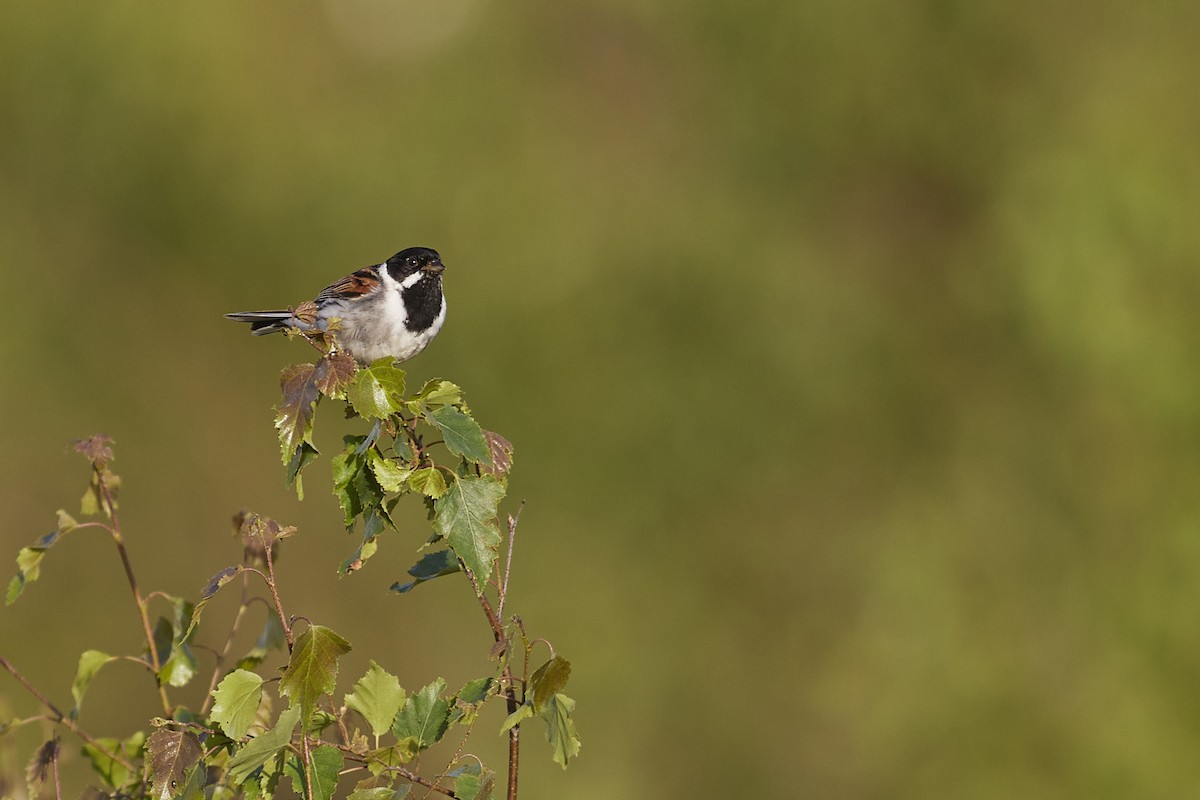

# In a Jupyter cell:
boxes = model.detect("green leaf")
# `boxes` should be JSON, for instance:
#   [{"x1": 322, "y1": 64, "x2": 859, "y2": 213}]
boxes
[
  {"x1": 449, "y1": 677, "x2": 493, "y2": 726},
  {"x1": 389, "y1": 549, "x2": 461, "y2": 594},
  {"x1": 210, "y1": 670, "x2": 265, "y2": 739},
  {"x1": 286, "y1": 441, "x2": 320, "y2": 499},
  {"x1": 349, "y1": 787, "x2": 411, "y2": 800},
  {"x1": 237, "y1": 614, "x2": 287, "y2": 671},
  {"x1": 332, "y1": 444, "x2": 385, "y2": 528},
  {"x1": 279, "y1": 625, "x2": 352, "y2": 719},
  {"x1": 80, "y1": 467, "x2": 120, "y2": 518},
  {"x1": 452, "y1": 764, "x2": 495, "y2": 800},
  {"x1": 433, "y1": 476, "x2": 505, "y2": 581},
  {"x1": 82, "y1": 731, "x2": 144, "y2": 790},
  {"x1": 284, "y1": 745, "x2": 343, "y2": 800},
  {"x1": 152, "y1": 598, "x2": 198, "y2": 688},
  {"x1": 227, "y1": 704, "x2": 301, "y2": 783},
  {"x1": 528, "y1": 656, "x2": 572, "y2": 712},
  {"x1": 368, "y1": 453, "x2": 412, "y2": 494},
  {"x1": 6, "y1": 510, "x2": 78, "y2": 605},
  {"x1": 146, "y1": 728, "x2": 203, "y2": 800},
  {"x1": 345, "y1": 662, "x2": 406, "y2": 739},
  {"x1": 427, "y1": 406, "x2": 490, "y2": 465},
  {"x1": 347, "y1": 361, "x2": 406, "y2": 419},
  {"x1": 178, "y1": 762, "x2": 208, "y2": 800},
  {"x1": 499, "y1": 704, "x2": 533, "y2": 734},
  {"x1": 275, "y1": 362, "x2": 321, "y2": 465},
  {"x1": 366, "y1": 744, "x2": 416, "y2": 774},
  {"x1": 411, "y1": 379, "x2": 463, "y2": 408},
  {"x1": 407, "y1": 467, "x2": 448, "y2": 499},
  {"x1": 540, "y1": 693, "x2": 581, "y2": 768},
  {"x1": 392, "y1": 678, "x2": 450, "y2": 752},
  {"x1": 160, "y1": 643, "x2": 198, "y2": 688},
  {"x1": 71, "y1": 650, "x2": 113, "y2": 715}
]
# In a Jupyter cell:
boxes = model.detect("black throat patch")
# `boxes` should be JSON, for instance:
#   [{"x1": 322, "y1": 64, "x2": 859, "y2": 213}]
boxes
[{"x1": 401, "y1": 277, "x2": 443, "y2": 333}]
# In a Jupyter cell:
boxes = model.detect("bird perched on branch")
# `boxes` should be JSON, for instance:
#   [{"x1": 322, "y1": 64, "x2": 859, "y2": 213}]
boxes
[{"x1": 225, "y1": 247, "x2": 447, "y2": 364}]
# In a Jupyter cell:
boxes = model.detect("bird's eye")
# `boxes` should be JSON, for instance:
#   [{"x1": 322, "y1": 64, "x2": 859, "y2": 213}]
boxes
[{"x1": 407, "y1": 258, "x2": 417, "y2": 267}]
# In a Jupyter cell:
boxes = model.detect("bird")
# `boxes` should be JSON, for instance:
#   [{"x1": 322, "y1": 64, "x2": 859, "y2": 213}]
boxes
[{"x1": 225, "y1": 247, "x2": 447, "y2": 364}]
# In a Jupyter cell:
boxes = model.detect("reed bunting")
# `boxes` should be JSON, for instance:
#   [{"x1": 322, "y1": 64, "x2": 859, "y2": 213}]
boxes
[{"x1": 226, "y1": 247, "x2": 447, "y2": 364}]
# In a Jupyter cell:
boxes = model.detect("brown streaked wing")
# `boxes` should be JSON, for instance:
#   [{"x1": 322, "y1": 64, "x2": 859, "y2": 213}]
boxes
[{"x1": 314, "y1": 266, "x2": 381, "y2": 304}]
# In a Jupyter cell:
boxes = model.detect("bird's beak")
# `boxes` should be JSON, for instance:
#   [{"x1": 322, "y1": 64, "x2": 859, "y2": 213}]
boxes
[{"x1": 422, "y1": 260, "x2": 445, "y2": 275}]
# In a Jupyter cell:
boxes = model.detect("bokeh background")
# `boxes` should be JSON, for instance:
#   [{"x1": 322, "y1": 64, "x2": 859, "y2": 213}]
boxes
[{"x1": 2, "y1": 2, "x2": 1200, "y2": 798}]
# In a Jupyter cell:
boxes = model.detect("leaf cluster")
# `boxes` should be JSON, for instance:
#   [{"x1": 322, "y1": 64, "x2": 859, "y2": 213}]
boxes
[{"x1": 2, "y1": 352, "x2": 579, "y2": 800}]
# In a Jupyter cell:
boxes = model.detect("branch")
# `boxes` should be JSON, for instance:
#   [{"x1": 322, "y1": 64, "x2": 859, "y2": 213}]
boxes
[
  {"x1": 99, "y1": 471, "x2": 172, "y2": 716},
  {"x1": 462, "y1": 568, "x2": 520, "y2": 800},
  {"x1": 332, "y1": 743, "x2": 458, "y2": 799},
  {"x1": 0, "y1": 655, "x2": 137, "y2": 774}
]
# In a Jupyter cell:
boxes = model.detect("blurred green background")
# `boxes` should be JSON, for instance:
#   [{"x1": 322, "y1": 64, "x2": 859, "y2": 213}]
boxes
[{"x1": 3, "y1": 1, "x2": 1200, "y2": 798}]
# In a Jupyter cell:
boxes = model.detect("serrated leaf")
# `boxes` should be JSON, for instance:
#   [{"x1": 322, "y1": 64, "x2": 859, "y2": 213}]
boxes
[
  {"x1": 407, "y1": 467, "x2": 448, "y2": 499},
  {"x1": 368, "y1": 453, "x2": 412, "y2": 494},
  {"x1": 345, "y1": 662, "x2": 406, "y2": 739},
  {"x1": 146, "y1": 729, "x2": 203, "y2": 800},
  {"x1": 428, "y1": 406, "x2": 490, "y2": 464},
  {"x1": 481, "y1": 432, "x2": 514, "y2": 479},
  {"x1": 389, "y1": 549, "x2": 461, "y2": 594},
  {"x1": 26, "y1": 737, "x2": 58, "y2": 800},
  {"x1": 412, "y1": 379, "x2": 463, "y2": 408},
  {"x1": 210, "y1": 670, "x2": 265, "y2": 739},
  {"x1": 72, "y1": 650, "x2": 113, "y2": 714},
  {"x1": 540, "y1": 693, "x2": 581, "y2": 768},
  {"x1": 284, "y1": 746, "x2": 343, "y2": 800},
  {"x1": 286, "y1": 442, "x2": 320, "y2": 499},
  {"x1": 392, "y1": 678, "x2": 450, "y2": 751},
  {"x1": 347, "y1": 361, "x2": 406, "y2": 419},
  {"x1": 82, "y1": 731, "x2": 144, "y2": 790},
  {"x1": 452, "y1": 764, "x2": 495, "y2": 800},
  {"x1": 332, "y1": 446, "x2": 384, "y2": 528},
  {"x1": 434, "y1": 477, "x2": 505, "y2": 582},
  {"x1": 314, "y1": 351, "x2": 358, "y2": 398},
  {"x1": 227, "y1": 704, "x2": 301, "y2": 783},
  {"x1": 275, "y1": 363, "x2": 320, "y2": 465},
  {"x1": 280, "y1": 625, "x2": 352, "y2": 719},
  {"x1": 528, "y1": 657, "x2": 571, "y2": 713}
]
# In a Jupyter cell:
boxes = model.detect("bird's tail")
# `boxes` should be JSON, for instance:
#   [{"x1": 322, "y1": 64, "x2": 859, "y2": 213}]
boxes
[{"x1": 224, "y1": 311, "x2": 295, "y2": 336}]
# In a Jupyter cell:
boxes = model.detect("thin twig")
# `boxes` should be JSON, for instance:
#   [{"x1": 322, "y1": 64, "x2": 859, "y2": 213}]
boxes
[
  {"x1": 462, "y1": 569, "x2": 520, "y2": 800},
  {"x1": 257, "y1": 534, "x2": 294, "y2": 651},
  {"x1": 497, "y1": 503, "x2": 524, "y2": 621},
  {"x1": 200, "y1": 570, "x2": 252, "y2": 715},
  {"x1": 0, "y1": 656, "x2": 137, "y2": 773},
  {"x1": 51, "y1": 738, "x2": 62, "y2": 800},
  {"x1": 331, "y1": 743, "x2": 458, "y2": 798},
  {"x1": 99, "y1": 472, "x2": 172, "y2": 716}
]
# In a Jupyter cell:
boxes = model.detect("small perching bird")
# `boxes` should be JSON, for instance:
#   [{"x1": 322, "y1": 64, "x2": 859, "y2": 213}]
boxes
[{"x1": 225, "y1": 247, "x2": 447, "y2": 364}]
